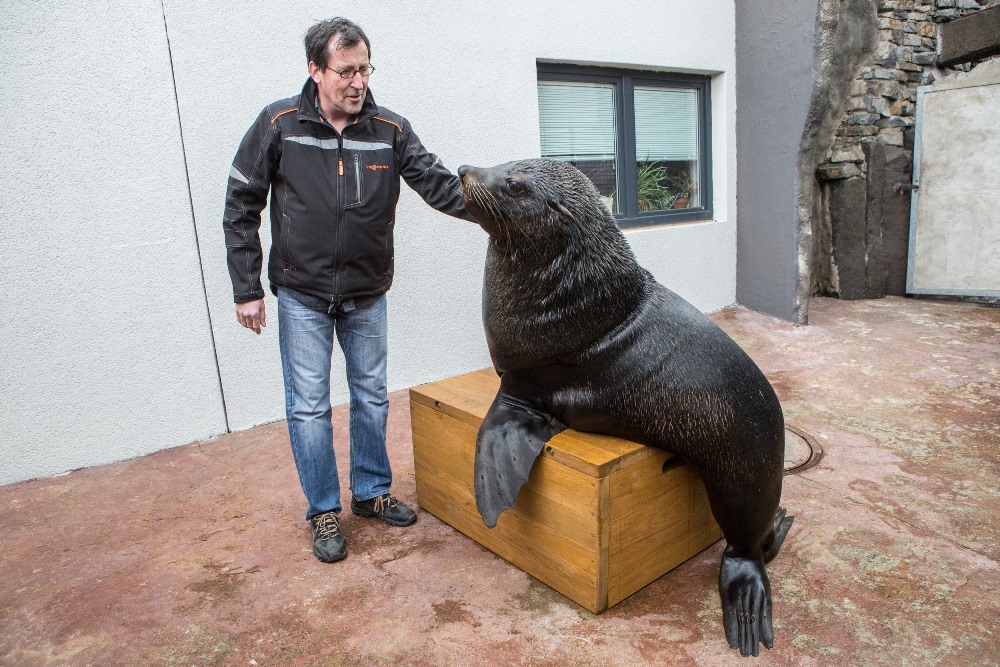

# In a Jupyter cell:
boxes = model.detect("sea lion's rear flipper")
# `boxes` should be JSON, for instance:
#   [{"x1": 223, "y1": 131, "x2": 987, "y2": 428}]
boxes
[
  {"x1": 763, "y1": 506, "x2": 795, "y2": 563},
  {"x1": 474, "y1": 392, "x2": 566, "y2": 528},
  {"x1": 719, "y1": 548, "x2": 773, "y2": 658}
]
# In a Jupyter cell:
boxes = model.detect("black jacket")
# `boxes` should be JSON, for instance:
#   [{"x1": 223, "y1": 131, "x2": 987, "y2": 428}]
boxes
[{"x1": 224, "y1": 78, "x2": 471, "y2": 305}]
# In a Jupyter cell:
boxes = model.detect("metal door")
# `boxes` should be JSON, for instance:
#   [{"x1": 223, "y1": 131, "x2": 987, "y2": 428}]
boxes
[{"x1": 907, "y1": 66, "x2": 1000, "y2": 297}]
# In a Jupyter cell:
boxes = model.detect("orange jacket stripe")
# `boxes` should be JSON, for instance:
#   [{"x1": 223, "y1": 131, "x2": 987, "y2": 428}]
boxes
[
  {"x1": 373, "y1": 116, "x2": 403, "y2": 133},
  {"x1": 271, "y1": 108, "x2": 298, "y2": 124}
]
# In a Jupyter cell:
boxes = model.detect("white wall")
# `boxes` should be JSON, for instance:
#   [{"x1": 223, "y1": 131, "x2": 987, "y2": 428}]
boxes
[
  {"x1": 0, "y1": 1, "x2": 737, "y2": 484},
  {"x1": 0, "y1": 1, "x2": 227, "y2": 484}
]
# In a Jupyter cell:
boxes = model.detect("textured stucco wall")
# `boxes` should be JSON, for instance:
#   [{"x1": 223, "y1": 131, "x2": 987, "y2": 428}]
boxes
[
  {"x1": 0, "y1": 1, "x2": 227, "y2": 485},
  {"x1": 735, "y1": 0, "x2": 823, "y2": 323},
  {"x1": 1, "y1": 1, "x2": 737, "y2": 483}
]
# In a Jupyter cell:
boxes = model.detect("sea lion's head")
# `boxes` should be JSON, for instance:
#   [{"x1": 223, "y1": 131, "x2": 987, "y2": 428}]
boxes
[
  {"x1": 458, "y1": 159, "x2": 615, "y2": 247},
  {"x1": 460, "y1": 157, "x2": 647, "y2": 371}
]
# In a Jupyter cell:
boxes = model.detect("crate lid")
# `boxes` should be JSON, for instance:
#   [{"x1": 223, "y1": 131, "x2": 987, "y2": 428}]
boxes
[{"x1": 409, "y1": 368, "x2": 669, "y2": 478}]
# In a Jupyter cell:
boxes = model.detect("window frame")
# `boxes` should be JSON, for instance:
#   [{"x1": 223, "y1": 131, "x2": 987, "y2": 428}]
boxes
[{"x1": 538, "y1": 63, "x2": 714, "y2": 228}]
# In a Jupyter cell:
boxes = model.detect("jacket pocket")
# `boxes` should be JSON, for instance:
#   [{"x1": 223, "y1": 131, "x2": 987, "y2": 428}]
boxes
[
  {"x1": 383, "y1": 219, "x2": 395, "y2": 275},
  {"x1": 344, "y1": 153, "x2": 364, "y2": 208},
  {"x1": 281, "y1": 214, "x2": 295, "y2": 270}
]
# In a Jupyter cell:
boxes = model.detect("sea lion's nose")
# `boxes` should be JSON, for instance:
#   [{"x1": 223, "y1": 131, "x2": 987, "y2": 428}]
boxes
[{"x1": 458, "y1": 165, "x2": 470, "y2": 178}]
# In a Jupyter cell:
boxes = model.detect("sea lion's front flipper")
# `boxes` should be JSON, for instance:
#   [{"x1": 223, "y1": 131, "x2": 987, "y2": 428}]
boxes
[
  {"x1": 474, "y1": 392, "x2": 566, "y2": 528},
  {"x1": 719, "y1": 548, "x2": 773, "y2": 657}
]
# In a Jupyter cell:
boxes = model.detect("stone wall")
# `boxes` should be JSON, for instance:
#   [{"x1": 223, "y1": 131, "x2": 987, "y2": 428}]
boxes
[{"x1": 812, "y1": 0, "x2": 995, "y2": 299}]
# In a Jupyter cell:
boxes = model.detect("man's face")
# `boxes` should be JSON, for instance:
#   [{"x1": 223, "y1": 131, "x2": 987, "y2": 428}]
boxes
[{"x1": 308, "y1": 36, "x2": 370, "y2": 122}]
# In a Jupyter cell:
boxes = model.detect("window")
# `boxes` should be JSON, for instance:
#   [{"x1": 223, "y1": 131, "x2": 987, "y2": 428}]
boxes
[{"x1": 538, "y1": 64, "x2": 712, "y2": 227}]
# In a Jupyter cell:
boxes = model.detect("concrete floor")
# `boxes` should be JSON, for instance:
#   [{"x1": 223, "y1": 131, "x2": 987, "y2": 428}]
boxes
[{"x1": 1, "y1": 296, "x2": 998, "y2": 666}]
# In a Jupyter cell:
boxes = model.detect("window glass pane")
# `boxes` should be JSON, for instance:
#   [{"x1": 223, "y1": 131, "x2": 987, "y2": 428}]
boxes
[
  {"x1": 538, "y1": 81, "x2": 618, "y2": 214},
  {"x1": 634, "y1": 86, "x2": 700, "y2": 212}
]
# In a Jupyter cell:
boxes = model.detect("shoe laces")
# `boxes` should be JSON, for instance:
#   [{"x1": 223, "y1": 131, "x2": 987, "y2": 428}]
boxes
[
  {"x1": 314, "y1": 512, "x2": 341, "y2": 539},
  {"x1": 374, "y1": 494, "x2": 398, "y2": 514}
]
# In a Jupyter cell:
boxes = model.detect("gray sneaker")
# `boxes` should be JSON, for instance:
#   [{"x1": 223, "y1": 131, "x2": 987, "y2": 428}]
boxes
[
  {"x1": 310, "y1": 511, "x2": 347, "y2": 563},
  {"x1": 351, "y1": 493, "x2": 417, "y2": 527}
]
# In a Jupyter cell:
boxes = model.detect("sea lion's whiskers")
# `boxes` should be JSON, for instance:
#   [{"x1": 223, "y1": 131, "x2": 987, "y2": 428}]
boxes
[
  {"x1": 481, "y1": 186, "x2": 540, "y2": 259},
  {"x1": 470, "y1": 186, "x2": 498, "y2": 229},
  {"x1": 480, "y1": 187, "x2": 514, "y2": 249},
  {"x1": 479, "y1": 188, "x2": 500, "y2": 219},
  {"x1": 470, "y1": 184, "x2": 502, "y2": 231}
]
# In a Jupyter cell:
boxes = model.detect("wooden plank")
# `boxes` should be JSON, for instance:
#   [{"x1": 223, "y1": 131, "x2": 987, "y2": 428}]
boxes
[
  {"x1": 413, "y1": 433, "x2": 600, "y2": 550},
  {"x1": 537, "y1": 432, "x2": 624, "y2": 478},
  {"x1": 407, "y1": 383, "x2": 481, "y2": 428},
  {"x1": 607, "y1": 527, "x2": 721, "y2": 607},
  {"x1": 609, "y1": 450, "x2": 689, "y2": 521},
  {"x1": 556, "y1": 428, "x2": 658, "y2": 473},
  {"x1": 414, "y1": 455, "x2": 598, "y2": 575},
  {"x1": 595, "y1": 475, "x2": 612, "y2": 613},
  {"x1": 415, "y1": 460, "x2": 601, "y2": 612},
  {"x1": 542, "y1": 430, "x2": 658, "y2": 478},
  {"x1": 411, "y1": 428, "x2": 469, "y2": 486},
  {"x1": 610, "y1": 465, "x2": 697, "y2": 555},
  {"x1": 606, "y1": 473, "x2": 722, "y2": 607},
  {"x1": 408, "y1": 400, "x2": 483, "y2": 478},
  {"x1": 410, "y1": 401, "x2": 601, "y2": 513},
  {"x1": 409, "y1": 369, "x2": 499, "y2": 426},
  {"x1": 607, "y1": 525, "x2": 711, "y2": 608}
]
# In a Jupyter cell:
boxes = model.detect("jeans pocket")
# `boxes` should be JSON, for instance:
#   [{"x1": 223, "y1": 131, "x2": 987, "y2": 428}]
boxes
[{"x1": 344, "y1": 295, "x2": 387, "y2": 339}]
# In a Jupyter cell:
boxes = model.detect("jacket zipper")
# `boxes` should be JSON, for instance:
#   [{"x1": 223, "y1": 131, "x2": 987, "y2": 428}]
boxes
[
  {"x1": 333, "y1": 130, "x2": 346, "y2": 305},
  {"x1": 354, "y1": 154, "x2": 362, "y2": 204}
]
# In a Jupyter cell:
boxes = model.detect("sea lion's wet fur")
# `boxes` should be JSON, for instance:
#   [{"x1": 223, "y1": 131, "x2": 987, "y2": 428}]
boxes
[{"x1": 461, "y1": 158, "x2": 793, "y2": 657}]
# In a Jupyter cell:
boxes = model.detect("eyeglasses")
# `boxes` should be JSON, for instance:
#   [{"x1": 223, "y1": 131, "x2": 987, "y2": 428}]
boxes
[{"x1": 327, "y1": 65, "x2": 375, "y2": 79}]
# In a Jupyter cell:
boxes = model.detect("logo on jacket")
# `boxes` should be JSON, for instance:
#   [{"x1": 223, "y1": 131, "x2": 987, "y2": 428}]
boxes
[{"x1": 366, "y1": 164, "x2": 390, "y2": 171}]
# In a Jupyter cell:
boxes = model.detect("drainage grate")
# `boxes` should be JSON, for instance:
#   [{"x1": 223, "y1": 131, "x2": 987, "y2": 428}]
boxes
[{"x1": 783, "y1": 425, "x2": 823, "y2": 474}]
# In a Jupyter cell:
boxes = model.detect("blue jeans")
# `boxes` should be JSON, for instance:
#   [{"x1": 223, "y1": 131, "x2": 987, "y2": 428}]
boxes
[{"x1": 277, "y1": 288, "x2": 391, "y2": 520}]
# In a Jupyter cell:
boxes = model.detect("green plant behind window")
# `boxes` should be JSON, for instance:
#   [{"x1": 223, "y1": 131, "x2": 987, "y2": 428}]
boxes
[{"x1": 637, "y1": 162, "x2": 677, "y2": 212}]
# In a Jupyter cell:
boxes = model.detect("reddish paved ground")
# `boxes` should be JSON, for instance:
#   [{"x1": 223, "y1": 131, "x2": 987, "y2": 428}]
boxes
[{"x1": 1, "y1": 296, "x2": 998, "y2": 666}]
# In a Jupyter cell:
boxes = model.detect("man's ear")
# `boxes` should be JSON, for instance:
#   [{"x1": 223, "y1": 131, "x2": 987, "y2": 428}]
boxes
[
  {"x1": 308, "y1": 60, "x2": 322, "y2": 84},
  {"x1": 546, "y1": 197, "x2": 575, "y2": 222}
]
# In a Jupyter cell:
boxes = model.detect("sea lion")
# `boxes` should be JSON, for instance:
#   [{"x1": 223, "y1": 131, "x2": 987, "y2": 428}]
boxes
[{"x1": 457, "y1": 158, "x2": 794, "y2": 658}]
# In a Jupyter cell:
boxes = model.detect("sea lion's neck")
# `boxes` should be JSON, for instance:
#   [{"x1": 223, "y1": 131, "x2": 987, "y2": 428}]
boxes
[{"x1": 483, "y1": 233, "x2": 647, "y2": 367}]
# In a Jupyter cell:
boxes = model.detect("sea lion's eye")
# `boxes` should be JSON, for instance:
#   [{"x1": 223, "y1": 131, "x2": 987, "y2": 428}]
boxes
[{"x1": 506, "y1": 180, "x2": 523, "y2": 194}]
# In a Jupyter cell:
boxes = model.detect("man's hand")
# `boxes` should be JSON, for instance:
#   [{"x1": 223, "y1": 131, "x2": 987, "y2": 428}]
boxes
[{"x1": 236, "y1": 299, "x2": 266, "y2": 334}]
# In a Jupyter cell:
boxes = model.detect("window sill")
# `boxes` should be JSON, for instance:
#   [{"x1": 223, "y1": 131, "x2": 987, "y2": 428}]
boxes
[{"x1": 616, "y1": 208, "x2": 714, "y2": 228}]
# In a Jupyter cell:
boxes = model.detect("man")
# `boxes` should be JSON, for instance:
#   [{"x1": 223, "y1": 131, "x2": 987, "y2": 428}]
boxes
[{"x1": 223, "y1": 17, "x2": 472, "y2": 563}]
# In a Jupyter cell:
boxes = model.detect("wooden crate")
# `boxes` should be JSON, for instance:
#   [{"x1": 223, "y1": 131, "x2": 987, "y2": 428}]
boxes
[{"x1": 409, "y1": 368, "x2": 722, "y2": 613}]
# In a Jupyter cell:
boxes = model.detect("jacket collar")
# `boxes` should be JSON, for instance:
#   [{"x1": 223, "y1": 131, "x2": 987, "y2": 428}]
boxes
[{"x1": 297, "y1": 78, "x2": 379, "y2": 127}]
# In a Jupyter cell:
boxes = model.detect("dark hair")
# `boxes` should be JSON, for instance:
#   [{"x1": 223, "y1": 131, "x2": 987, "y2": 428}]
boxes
[{"x1": 305, "y1": 18, "x2": 371, "y2": 69}]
